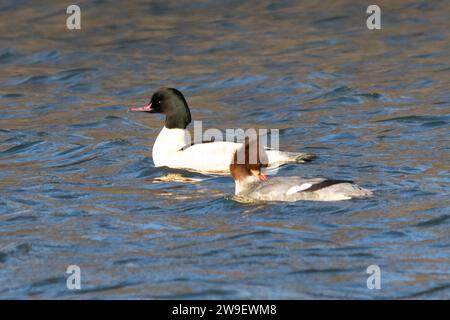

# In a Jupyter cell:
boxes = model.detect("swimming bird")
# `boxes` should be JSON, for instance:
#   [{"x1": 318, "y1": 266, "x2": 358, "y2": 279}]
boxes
[
  {"x1": 129, "y1": 87, "x2": 316, "y2": 174},
  {"x1": 230, "y1": 138, "x2": 373, "y2": 201}
]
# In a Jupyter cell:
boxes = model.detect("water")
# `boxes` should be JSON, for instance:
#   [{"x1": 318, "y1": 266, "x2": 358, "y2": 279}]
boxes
[{"x1": 0, "y1": 0, "x2": 449, "y2": 299}]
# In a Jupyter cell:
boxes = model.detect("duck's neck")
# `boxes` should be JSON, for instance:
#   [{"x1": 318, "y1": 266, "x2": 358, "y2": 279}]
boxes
[{"x1": 235, "y1": 176, "x2": 260, "y2": 195}]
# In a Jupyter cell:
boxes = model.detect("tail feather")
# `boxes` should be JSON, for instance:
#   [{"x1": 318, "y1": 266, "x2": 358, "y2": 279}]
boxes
[
  {"x1": 309, "y1": 182, "x2": 373, "y2": 201},
  {"x1": 335, "y1": 183, "x2": 373, "y2": 199},
  {"x1": 265, "y1": 150, "x2": 316, "y2": 167}
]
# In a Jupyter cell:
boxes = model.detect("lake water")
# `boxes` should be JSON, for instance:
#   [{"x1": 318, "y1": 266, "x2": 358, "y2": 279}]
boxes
[{"x1": 0, "y1": 0, "x2": 449, "y2": 299}]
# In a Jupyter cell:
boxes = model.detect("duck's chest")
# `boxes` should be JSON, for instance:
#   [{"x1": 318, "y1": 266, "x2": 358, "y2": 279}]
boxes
[{"x1": 152, "y1": 127, "x2": 189, "y2": 166}]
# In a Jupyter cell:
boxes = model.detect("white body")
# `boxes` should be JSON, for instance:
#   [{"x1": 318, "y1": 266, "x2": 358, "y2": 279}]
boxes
[
  {"x1": 235, "y1": 176, "x2": 373, "y2": 202},
  {"x1": 152, "y1": 127, "x2": 313, "y2": 174}
]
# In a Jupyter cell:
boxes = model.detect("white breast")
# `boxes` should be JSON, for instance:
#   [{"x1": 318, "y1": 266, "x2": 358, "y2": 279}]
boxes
[{"x1": 152, "y1": 126, "x2": 189, "y2": 167}]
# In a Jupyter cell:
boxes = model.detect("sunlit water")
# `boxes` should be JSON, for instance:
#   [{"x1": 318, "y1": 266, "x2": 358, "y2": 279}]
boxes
[{"x1": 0, "y1": 0, "x2": 449, "y2": 299}]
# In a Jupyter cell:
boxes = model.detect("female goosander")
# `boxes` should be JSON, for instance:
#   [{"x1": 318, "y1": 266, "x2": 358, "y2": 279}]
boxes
[
  {"x1": 230, "y1": 138, "x2": 373, "y2": 202},
  {"x1": 129, "y1": 87, "x2": 315, "y2": 174}
]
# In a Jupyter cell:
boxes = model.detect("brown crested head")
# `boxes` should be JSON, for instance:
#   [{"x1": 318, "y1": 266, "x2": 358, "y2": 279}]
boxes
[{"x1": 230, "y1": 136, "x2": 269, "y2": 182}]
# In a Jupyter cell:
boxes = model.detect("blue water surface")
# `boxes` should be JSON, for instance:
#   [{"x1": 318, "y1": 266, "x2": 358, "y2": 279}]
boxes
[{"x1": 0, "y1": 0, "x2": 449, "y2": 299}]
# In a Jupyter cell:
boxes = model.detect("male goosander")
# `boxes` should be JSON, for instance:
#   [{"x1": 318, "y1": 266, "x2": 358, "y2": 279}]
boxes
[
  {"x1": 130, "y1": 87, "x2": 315, "y2": 174},
  {"x1": 230, "y1": 138, "x2": 373, "y2": 202}
]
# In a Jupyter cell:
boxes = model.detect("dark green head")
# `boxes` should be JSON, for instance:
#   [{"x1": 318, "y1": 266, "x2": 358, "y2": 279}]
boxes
[{"x1": 130, "y1": 87, "x2": 192, "y2": 129}]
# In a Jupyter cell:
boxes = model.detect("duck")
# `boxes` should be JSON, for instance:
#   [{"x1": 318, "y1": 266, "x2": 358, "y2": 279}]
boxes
[
  {"x1": 230, "y1": 137, "x2": 373, "y2": 202},
  {"x1": 129, "y1": 87, "x2": 316, "y2": 174}
]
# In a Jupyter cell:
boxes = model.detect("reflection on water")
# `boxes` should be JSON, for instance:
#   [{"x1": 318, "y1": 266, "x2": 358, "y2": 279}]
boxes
[{"x1": 0, "y1": 0, "x2": 449, "y2": 299}]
